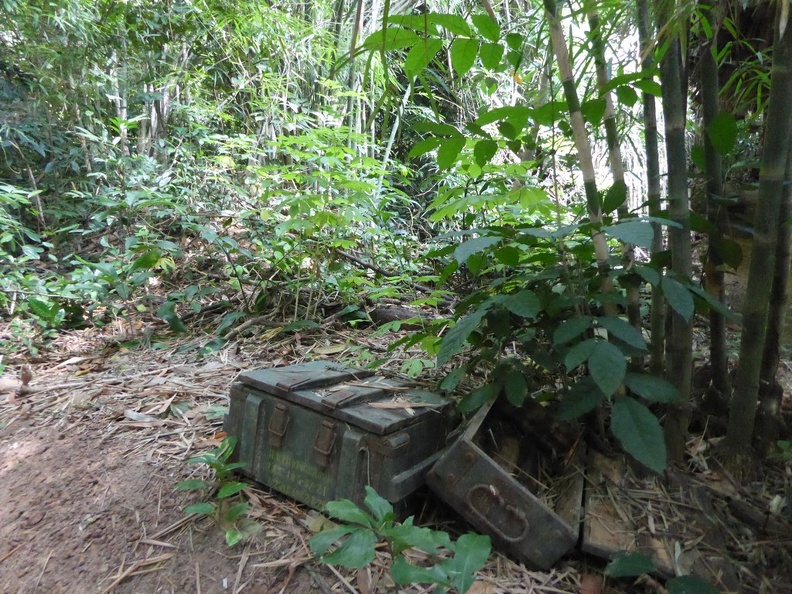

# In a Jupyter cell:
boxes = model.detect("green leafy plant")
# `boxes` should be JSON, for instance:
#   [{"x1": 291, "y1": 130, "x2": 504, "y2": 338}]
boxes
[
  {"x1": 311, "y1": 486, "x2": 491, "y2": 594},
  {"x1": 605, "y1": 551, "x2": 720, "y2": 594},
  {"x1": 175, "y1": 436, "x2": 260, "y2": 547}
]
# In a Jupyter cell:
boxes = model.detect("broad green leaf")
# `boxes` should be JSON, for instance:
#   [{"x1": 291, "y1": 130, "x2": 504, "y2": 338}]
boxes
[
  {"x1": 691, "y1": 144, "x2": 706, "y2": 170},
  {"x1": 439, "y1": 367, "x2": 465, "y2": 392},
  {"x1": 225, "y1": 529, "x2": 245, "y2": 547},
  {"x1": 605, "y1": 551, "x2": 656, "y2": 577},
  {"x1": 688, "y1": 284, "x2": 740, "y2": 321},
  {"x1": 553, "y1": 316, "x2": 592, "y2": 346},
  {"x1": 458, "y1": 381, "x2": 498, "y2": 413},
  {"x1": 615, "y1": 85, "x2": 638, "y2": 107},
  {"x1": 451, "y1": 38, "x2": 479, "y2": 77},
  {"x1": 475, "y1": 105, "x2": 531, "y2": 127},
  {"x1": 430, "y1": 13, "x2": 472, "y2": 36},
  {"x1": 445, "y1": 533, "x2": 491, "y2": 594},
  {"x1": 474, "y1": 138, "x2": 498, "y2": 167},
  {"x1": 635, "y1": 264, "x2": 660, "y2": 286},
  {"x1": 589, "y1": 341, "x2": 626, "y2": 397},
  {"x1": 174, "y1": 478, "x2": 209, "y2": 491},
  {"x1": 322, "y1": 529, "x2": 377, "y2": 568},
  {"x1": 309, "y1": 525, "x2": 356, "y2": 556},
  {"x1": 131, "y1": 250, "x2": 160, "y2": 271},
  {"x1": 391, "y1": 555, "x2": 444, "y2": 585},
  {"x1": 479, "y1": 42, "x2": 504, "y2": 69},
  {"x1": 633, "y1": 79, "x2": 662, "y2": 96},
  {"x1": 505, "y1": 32, "x2": 523, "y2": 50},
  {"x1": 471, "y1": 13, "x2": 500, "y2": 41},
  {"x1": 667, "y1": 575, "x2": 721, "y2": 594},
  {"x1": 157, "y1": 300, "x2": 187, "y2": 333},
  {"x1": 711, "y1": 233, "x2": 743, "y2": 269},
  {"x1": 662, "y1": 276, "x2": 695, "y2": 321},
  {"x1": 564, "y1": 338, "x2": 597, "y2": 372},
  {"x1": 409, "y1": 136, "x2": 444, "y2": 158},
  {"x1": 454, "y1": 236, "x2": 500, "y2": 264},
  {"x1": 183, "y1": 502, "x2": 215, "y2": 516},
  {"x1": 597, "y1": 317, "x2": 647, "y2": 351},
  {"x1": 708, "y1": 111, "x2": 738, "y2": 155},
  {"x1": 532, "y1": 100, "x2": 567, "y2": 125},
  {"x1": 496, "y1": 290, "x2": 541, "y2": 318},
  {"x1": 558, "y1": 377, "x2": 606, "y2": 420},
  {"x1": 611, "y1": 397, "x2": 667, "y2": 473},
  {"x1": 217, "y1": 481, "x2": 248, "y2": 499},
  {"x1": 326, "y1": 499, "x2": 374, "y2": 527},
  {"x1": 27, "y1": 296, "x2": 56, "y2": 320},
  {"x1": 413, "y1": 121, "x2": 461, "y2": 136},
  {"x1": 624, "y1": 372, "x2": 681, "y2": 403},
  {"x1": 602, "y1": 180, "x2": 627, "y2": 214},
  {"x1": 604, "y1": 220, "x2": 655, "y2": 249},
  {"x1": 404, "y1": 38, "x2": 444, "y2": 79},
  {"x1": 383, "y1": 521, "x2": 451, "y2": 555},
  {"x1": 362, "y1": 27, "x2": 420, "y2": 51},
  {"x1": 437, "y1": 136, "x2": 466, "y2": 170},
  {"x1": 364, "y1": 486, "x2": 394, "y2": 523},
  {"x1": 224, "y1": 502, "x2": 249, "y2": 522},
  {"x1": 437, "y1": 308, "x2": 489, "y2": 366},
  {"x1": 494, "y1": 245, "x2": 521, "y2": 266},
  {"x1": 503, "y1": 370, "x2": 528, "y2": 406},
  {"x1": 581, "y1": 98, "x2": 607, "y2": 126}
]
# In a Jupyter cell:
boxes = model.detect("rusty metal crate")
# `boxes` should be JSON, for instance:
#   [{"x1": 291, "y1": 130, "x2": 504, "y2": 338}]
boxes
[
  {"x1": 426, "y1": 398, "x2": 582, "y2": 569},
  {"x1": 224, "y1": 361, "x2": 456, "y2": 510}
]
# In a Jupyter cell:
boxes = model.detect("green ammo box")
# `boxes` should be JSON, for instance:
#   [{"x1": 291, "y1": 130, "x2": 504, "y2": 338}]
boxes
[{"x1": 224, "y1": 361, "x2": 456, "y2": 510}]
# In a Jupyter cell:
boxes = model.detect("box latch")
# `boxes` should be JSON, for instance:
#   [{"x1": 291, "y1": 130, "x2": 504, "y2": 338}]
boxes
[
  {"x1": 313, "y1": 420, "x2": 337, "y2": 468},
  {"x1": 268, "y1": 403, "x2": 290, "y2": 448}
]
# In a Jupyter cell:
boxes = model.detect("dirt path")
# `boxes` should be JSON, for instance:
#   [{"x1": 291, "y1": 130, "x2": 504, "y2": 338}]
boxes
[{"x1": 0, "y1": 340, "x2": 325, "y2": 594}]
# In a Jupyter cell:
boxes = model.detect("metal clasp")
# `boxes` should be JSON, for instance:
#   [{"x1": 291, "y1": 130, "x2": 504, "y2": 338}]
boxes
[
  {"x1": 313, "y1": 420, "x2": 337, "y2": 468},
  {"x1": 268, "y1": 403, "x2": 290, "y2": 448}
]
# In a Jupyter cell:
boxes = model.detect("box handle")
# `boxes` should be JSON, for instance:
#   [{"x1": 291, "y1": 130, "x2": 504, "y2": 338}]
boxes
[
  {"x1": 313, "y1": 420, "x2": 337, "y2": 468},
  {"x1": 466, "y1": 484, "x2": 529, "y2": 543},
  {"x1": 268, "y1": 403, "x2": 290, "y2": 448}
]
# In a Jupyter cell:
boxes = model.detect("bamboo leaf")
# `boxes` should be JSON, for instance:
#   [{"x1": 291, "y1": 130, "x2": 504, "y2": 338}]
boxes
[{"x1": 611, "y1": 397, "x2": 666, "y2": 473}]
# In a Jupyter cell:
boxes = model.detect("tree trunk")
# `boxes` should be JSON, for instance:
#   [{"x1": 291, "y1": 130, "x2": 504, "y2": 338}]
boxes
[
  {"x1": 657, "y1": 6, "x2": 693, "y2": 466},
  {"x1": 700, "y1": 3, "x2": 731, "y2": 398},
  {"x1": 754, "y1": 136, "x2": 792, "y2": 457},
  {"x1": 637, "y1": 0, "x2": 665, "y2": 375},
  {"x1": 543, "y1": 0, "x2": 617, "y2": 317},
  {"x1": 725, "y1": 8, "x2": 792, "y2": 474}
]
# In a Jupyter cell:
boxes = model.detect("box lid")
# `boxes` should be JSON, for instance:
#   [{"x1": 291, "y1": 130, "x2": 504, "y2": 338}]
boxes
[{"x1": 237, "y1": 361, "x2": 448, "y2": 435}]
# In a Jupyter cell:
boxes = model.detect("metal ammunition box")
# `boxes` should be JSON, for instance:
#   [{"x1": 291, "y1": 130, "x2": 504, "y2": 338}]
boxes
[
  {"x1": 426, "y1": 399, "x2": 581, "y2": 570},
  {"x1": 224, "y1": 361, "x2": 455, "y2": 510}
]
